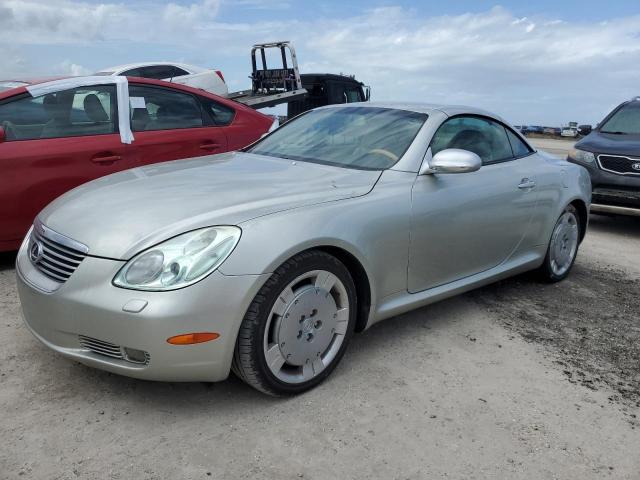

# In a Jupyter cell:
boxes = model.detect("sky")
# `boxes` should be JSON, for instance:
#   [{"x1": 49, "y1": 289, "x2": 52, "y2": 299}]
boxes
[{"x1": 1, "y1": 0, "x2": 640, "y2": 125}]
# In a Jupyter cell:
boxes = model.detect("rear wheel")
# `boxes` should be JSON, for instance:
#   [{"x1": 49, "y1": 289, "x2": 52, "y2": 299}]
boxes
[
  {"x1": 538, "y1": 204, "x2": 581, "y2": 282},
  {"x1": 232, "y1": 250, "x2": 356, "y2": 396}
]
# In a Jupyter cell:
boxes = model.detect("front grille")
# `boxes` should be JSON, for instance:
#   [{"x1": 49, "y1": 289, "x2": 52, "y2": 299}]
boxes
[
  {"x1": 598, "y1": 154, "x2": 640, "y2": 176},
  {"x1": 78, "y1": 335, "x2": 150, "y2": 365},
  {"x1": 28, "y1": 223, "x2": 88, "y2": 283}
]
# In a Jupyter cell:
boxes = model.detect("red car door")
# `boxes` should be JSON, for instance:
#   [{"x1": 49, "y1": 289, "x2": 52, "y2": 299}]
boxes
[
  {"x1": 127, "y1": 83, "x2": 228, "y2": 166},
  {"x1": 0, "y1": 84, "x2": 133, "y2": 251}
]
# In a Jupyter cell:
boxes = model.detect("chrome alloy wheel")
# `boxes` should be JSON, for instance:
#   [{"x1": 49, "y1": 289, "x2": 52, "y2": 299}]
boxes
[
  {"x1": 549, "y1": 211, "x2": 579, "y2": 276},
  {"x1": 263, "y1": 270, "x2": 350, "y2": 384}
]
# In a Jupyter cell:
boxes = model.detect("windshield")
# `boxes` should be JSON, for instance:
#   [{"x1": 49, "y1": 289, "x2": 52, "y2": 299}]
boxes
[
  {"x1": 600, "y1": 102, "x2": 640, "y2": 135},
  {"x1": 248, "y1": 107, "x2": 428, "y2": 170}
]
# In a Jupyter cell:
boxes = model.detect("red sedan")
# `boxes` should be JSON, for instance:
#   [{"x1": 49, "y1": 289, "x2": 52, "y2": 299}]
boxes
[{"x1": 0, "y1": 76, "x2": 274, "y2": 251}]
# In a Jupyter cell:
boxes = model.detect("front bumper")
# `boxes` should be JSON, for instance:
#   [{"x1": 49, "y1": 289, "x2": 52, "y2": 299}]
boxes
[
  {"x1": 16, "y1": 239, "x2": 269, "y2": 382},
  {"x1": 567, "y1": 159, "x2": 640, "y2": 212}
]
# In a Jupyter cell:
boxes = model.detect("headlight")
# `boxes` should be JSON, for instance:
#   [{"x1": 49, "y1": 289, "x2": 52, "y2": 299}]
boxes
[
  {"x1": 113, "y1": 226, "x2": 241, "y2": 291},
  {"x1": 568, "y1": 148, "x2": 595, "y2": 164}
]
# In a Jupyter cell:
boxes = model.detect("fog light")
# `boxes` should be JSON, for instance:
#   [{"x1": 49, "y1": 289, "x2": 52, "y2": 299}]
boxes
[{"x1": 123, "y1": 347, "x2": 149, "y2": 364}]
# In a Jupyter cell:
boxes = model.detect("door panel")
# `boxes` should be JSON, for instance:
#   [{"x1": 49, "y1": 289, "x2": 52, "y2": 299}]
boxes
[
  {"x1": 128, "y1": 84, "x2": 228, "y2": 166},
  {"x1": 0, "y1": 135, "x2": 131, "y2": 247},
  {"x1": 0, "y1": 84, "x2": 131, "y2": 248},
  {"x1": 127, "y1": 127, "x2": 228, "y2": 167},
  {"x1": 409, "y1": 157, "x2": 539, "y2": 292}
]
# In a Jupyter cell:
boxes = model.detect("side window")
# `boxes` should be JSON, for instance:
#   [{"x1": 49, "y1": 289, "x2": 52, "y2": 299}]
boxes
[
  {"x1": 121, "y1": 68, "x2": 142, "y2": 77},
  {"x1": 128, "y1": 85, "x2": 203, "y2": 132},
  {"x1": 200, "y1": 97, "x2": 235, "y2": 126},
  {"x1": 123, "y1": 66, "x2": 184, "y2": 80},
  {"x1": 0, "y1": 85, "x2": 116, "y2": 141},
  {"x1": 169, "y1": 66, "x2": 190, "y2": 77},
  {"x1": 430, "y1": 116, "x2": 514, "y2": 164},
  {"x1": 142, "y1": 65, "x2": 180, "y2": 80},
  {"x1": 506, "y1": 128, "x2": 533, "y2": 157},
  {"x1": 344, "y1": 87, "x2": 363, "y2": 103}
]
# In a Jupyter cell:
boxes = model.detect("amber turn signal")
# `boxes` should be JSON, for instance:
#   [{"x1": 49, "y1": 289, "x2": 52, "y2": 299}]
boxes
[{"x1": 167, "y1": 332, "x2": 220, "y2": 345}]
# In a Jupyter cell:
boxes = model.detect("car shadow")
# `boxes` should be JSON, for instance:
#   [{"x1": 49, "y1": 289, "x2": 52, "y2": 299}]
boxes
[
  {"x1": 32, "y1": 291, "x2": 483, "y2": 414},
  {"x1": 588, "y1": 212, "x2": 640, "y2": 235},
  {"x1": 0, "y1": 251, "x2": 16, "y2": 272}
]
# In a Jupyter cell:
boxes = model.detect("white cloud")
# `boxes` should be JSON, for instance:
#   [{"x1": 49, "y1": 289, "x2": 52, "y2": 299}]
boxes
[
  {"x1": 58, "y1": 60, "x2": 92, "y2": 76},
  {"x1": 1, "y1": 2, "x2": 640, "y2": 124}
]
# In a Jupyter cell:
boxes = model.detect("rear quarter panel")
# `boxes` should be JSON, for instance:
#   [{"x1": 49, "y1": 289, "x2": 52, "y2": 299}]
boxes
[{"x1": 532, "y1": 152, "x2": 591, "y2": 246}]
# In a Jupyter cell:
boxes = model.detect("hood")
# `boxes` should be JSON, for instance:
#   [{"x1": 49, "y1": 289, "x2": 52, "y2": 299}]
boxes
[
  {"x1": 576, "y1": 131, "x2": 640, "y2": 157},
  {"x1": 39, "y1": 152, "x2": 381, "y2": 259}
]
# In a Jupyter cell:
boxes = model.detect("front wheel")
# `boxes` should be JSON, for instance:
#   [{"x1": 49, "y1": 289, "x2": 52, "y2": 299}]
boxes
[
  {"x1": 538, "y1": 204, "x2": 581, "y2": 282},
  {"x1": 232, "y1": 250, "x2": 356, "y2": 396}
]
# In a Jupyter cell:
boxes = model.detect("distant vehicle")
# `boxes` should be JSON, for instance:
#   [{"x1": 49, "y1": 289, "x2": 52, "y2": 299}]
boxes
[
  {"x1": 287, "y1": 73, "x2": 370, "y2": 118},
  {"x1": 561, "y1": 127, "x2": 579, "y2": 138},
  {"x1": 0, "y1": 76, "x2": 273, "y2": 251},
  {"x1": 543, "y1": 127, "x2": 557, "y2": 136},
  {"x1": 527, "y1": 125, "x2": 544, "y2": 134},
  {"x1": 578, "y1": 124, "x2": 592, "y2": 136},
  {"x1": 568, "y1": 97, "x2": 640, "y2": 215},
  {"x1": 96, "y1": 62, "x2": 229, "y2": 97},
  {"x1": 562, "y1": 122, "x2": 579, "y2": 138}
]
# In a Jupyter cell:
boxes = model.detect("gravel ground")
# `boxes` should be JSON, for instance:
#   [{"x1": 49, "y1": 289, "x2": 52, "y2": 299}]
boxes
[
  {"x1": 528, "y1": 137, "x2": 576, "y2": 158},
  {"x1": 1, "y1": 211, "x2": 639, "y2": 477}
]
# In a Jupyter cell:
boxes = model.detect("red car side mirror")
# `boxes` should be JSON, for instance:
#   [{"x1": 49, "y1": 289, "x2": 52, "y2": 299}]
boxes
[{"x1": 0, "y1": 126, "x2": 5, "y2": 144}]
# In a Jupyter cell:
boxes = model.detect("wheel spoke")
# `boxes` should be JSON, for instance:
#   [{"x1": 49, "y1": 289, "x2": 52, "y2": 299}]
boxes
[
  {"x1": 272, "y1": 286, "x2": 295, "y2": 316},
  {"x1": 302, "y1": 358, "x2": 325, "y2": 380},
  {"x1": 334, "y1": 320, "x2": 348, "y2": 335},
  {"x1": 314, "y1": 271, "x2": 337, "y2": 292},
  {"x1": 336, "y1": 307, "x2": 349, "y2": 321},
  {"x1": 265, "y1": 344, "x2": 286, "y2": 372}
]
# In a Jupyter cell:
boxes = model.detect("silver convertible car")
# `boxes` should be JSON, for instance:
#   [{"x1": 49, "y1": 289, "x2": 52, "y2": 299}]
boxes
[{"x1": 16, "y1": 103, "x2": 591, "y2": 395}]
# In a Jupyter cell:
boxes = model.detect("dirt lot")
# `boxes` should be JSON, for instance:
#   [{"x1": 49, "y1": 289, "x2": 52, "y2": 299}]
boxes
[
  {"x1": 528, "y1": 137, "x2": 576, "y2": 158},
  {"x1": 1, "y1": 153, "x2": 639, "y2": 478}
]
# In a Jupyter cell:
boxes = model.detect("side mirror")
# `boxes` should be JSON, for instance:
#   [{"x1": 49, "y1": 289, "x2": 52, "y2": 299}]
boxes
[
  {"x1": 0, "y1": 126, "x2": 5, "y2": 144},
  {"x1": 420, "y1": 148, "x2": 482, "y2": 175}
]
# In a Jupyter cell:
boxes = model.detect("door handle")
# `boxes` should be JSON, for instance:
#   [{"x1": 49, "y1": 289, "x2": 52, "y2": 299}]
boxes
[
  {"x1": 518, "y1": 178, "x2": 536, "y2": 190},
  {"x1": 199, "y1": 142, "x2": 221, "y2": 151},
  {"x1": 91, "y1": 154, "x2": 122, "y2": 165}
]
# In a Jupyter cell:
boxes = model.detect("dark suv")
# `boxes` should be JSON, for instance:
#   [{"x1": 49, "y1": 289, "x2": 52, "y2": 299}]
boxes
[{"x1": 568, "y1": 97, "x2": 640, "y2": 215}]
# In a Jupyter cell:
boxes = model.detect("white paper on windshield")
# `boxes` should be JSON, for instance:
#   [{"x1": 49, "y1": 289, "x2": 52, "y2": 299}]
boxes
[
  {"x1": 26, "y1": 76, "x2": 135, "y2": 144},
  {"x1": 129, "y1": 96, "x2": 146, "y2": 109}
]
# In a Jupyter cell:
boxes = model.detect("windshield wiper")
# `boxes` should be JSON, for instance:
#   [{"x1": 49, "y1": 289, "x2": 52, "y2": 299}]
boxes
[{"x1": 600, "y1": 130, "x2": 630, "y2": 135}]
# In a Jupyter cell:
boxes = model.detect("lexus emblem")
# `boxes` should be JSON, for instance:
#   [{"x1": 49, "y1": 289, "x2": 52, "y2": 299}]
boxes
[
  {"x1": 29, "y1": 240, "x2": 44, "y2": 264},
  {"x1": 632, "y1": 162, "x2": 640, "y2": 171}
]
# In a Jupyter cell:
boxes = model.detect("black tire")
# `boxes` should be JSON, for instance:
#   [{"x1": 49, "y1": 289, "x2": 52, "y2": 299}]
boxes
[
  {"x1": 537, "y1": 204, "x2": 581, "y2": 283},
  {"x1": 232, "y1": 250, "x2": 357, "y2": 396}
]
